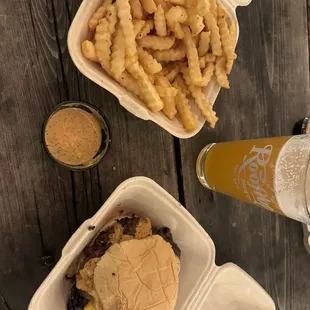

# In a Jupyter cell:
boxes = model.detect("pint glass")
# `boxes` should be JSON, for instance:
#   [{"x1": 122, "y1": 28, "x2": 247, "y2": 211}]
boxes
[{"x1": 196, "y1": 135, "x2": 310, "y2": 223}]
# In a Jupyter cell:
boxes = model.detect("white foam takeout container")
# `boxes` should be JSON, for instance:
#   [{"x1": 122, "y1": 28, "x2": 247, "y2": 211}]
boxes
[
  {"x1": 29, "y1": 176, "x2": 275, "y2": 310},
  {"x1": 68, "y1": 0, "x2": 252, "y2": 139}
]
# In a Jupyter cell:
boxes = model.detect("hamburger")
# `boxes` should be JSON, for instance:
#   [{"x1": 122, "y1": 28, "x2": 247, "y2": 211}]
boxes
[{"x1": 67, "y1": 214, "x2": 181, "y2": 310}]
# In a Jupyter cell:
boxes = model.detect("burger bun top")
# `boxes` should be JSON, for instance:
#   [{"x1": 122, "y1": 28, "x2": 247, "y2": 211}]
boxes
[{"x1": 94, "y1": 235, "x2": 179, "y2": 309}]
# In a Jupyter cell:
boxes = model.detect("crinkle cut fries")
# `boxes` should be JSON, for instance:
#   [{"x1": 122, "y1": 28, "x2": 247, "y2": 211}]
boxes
[{"x1": 81, "y1": 0, "x2": 237, "y2": 131}]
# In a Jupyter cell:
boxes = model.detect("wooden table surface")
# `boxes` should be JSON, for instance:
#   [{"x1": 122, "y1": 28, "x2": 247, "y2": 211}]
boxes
[{"x1": 1, "y1": 0, "x2": 310, "y2": 309}]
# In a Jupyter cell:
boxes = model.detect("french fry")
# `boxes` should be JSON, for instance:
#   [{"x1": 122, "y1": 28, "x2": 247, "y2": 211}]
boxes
[
  {"x1": 210, "y1": 0, "x2": 217, "y2": 19},
  {"x1": 137, "y1": 46, "x2": 162, "y2": 74},
  {"x1": 181, "y1": 66, "x2": 218, "y2": 128},
  {"x1": 227, "y1": 21, "x2": 237, "y2": 74},
  {"x1": 199, "y1": 56, "x2": 206, "y2": 69},
  {"x1": 169, "y1": 22, "x2": 185, "y2": 39},
  {"x1": 106, "y1": 4, "x2": 118, "y2": 34},
  {"x1": 133, "y1": 19, "x2": 146, "y2": 36},
  {"x1": 154, "y1": 0, "x2": 171, "y2": 12},
  {"x1": 168, "y1": 0, "x2": 185, "y2": 4},
  {"x1": 118, "y1": 71, "x2": 144, "y2": 99},
  {"x1": 196, "y1": 62, "x2": 215, "y2": 87},
  {"x1": 229, "y1": 20, "x2": 237, "y2": 47},
  {"x1": 185, "y1": 0, "x2": 195, "y2": 9},
  {"x1": 129, "y1": 0, "x2": 143, "y2": 19},
  {"x1": 199, "y1": 54, "x2": 216, "y2": 69},
  {"x1": 160, "y1": 63, "x2": 181, "y2": 82},
  {"x1": 196, "y1": 0, "x2": 210, "y2": 18},
  {"x1": 193, "y1": 32, "x2": 200, "y2": 47},
  {"x1": 175, "y1": 90, "x2": 198, "y2": 131},
  {"x1": 155, "y1": 75, "x2": 177, "y2": 119},
  {"x1": 164, "y1": 66, "x2": 180, "y2": 82},
  {"x1": 218, "y1": 6, "x2": 235, "y2": 60},
  {"x1": 155, "y1": 75, "x2": 172, "y2": 89},
  {"x1": 160, "y1": 62, "x2": 179, "y2": 75},
  {"x1": 116, "y1": 0, "x2": 138, "y2": 61},
  {"x1": 88, "y1": 0, "x2": 112, "y2": 30},
  {"x1": 94, "y1": 18, "x2": 112, "y2": 72},
  {"x1": 147, "y1": 73, "x2": 155, "y2": 84},
  {"x1": 225, "y1": 15, "x2": 238, "y2": 74},
  {"x1": 126, "y1": 61, "x2": 164, "y2": 112},
  {"x1": 188, "y1": 12, "x2": 205, "y2": 37},
  {"x1": 205, "y1": 52, "x2": 216, "y2": 62},
  {"x1": 153, "y1": 45, "x2": 186, "y2": 62},
  {"x1": 175, "y1": 74, "x2": 190, "y2": 95},
  {"x1": 204, "y1": 12, "x2": 222, "y2": 56},
  {"x1": 160, "y1": 64, "x2": 171, "y2": 76},
  {"x1": 155, "y1": 85, "x2": 178, "y2": 97},
  {"x1": 226, "y1": 58, "x2": 234, "y2": 74},
  {"x1": 161, "y1": 96, "x2": 177, "y2": 119},
  {"x1": 215, "y1": 56, "x2": 229, "y2": 88},
  {"x1": 111, "y1": 23, "x2": 126, "y2": 79},
  {"x1": 198, "y1": 31, "x2": 211, "y2": 56},
  {"x1": 136, "y1": 20, "x2": 154, "y2": 39},
  {"x1": 173, "y1": 80, "x2": 197, "y2": 131},
  {"x1": 82, "y1": 40, "x2": 99, "y2": 63},
  {"x1": 154, "y1": 5, "x2": 167, "y2": 36},
  {"x1": 183, "y1": 25, "x2": 202, "y2": 85},
  {"x1": 140, "y1": 0, "x2": 157, "y2": 13},
  {"x1": 166, "y1": 6, "x2": 188, "y2": 39},
  {"x1": 137, "y1": 35, "x2": 175, "y2": 50}
]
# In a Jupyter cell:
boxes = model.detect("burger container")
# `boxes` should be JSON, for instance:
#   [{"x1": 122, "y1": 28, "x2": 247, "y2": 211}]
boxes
[
  {"x1": 29, "y1": 177, "x2": 275, "y2": 310},
  {"x1": 67, "y1": 0, "x2": 253, "y2": 139}
]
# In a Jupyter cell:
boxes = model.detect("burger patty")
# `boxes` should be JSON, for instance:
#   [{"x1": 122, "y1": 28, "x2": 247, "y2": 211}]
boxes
[
  {"x1": 83, "y1": 216, "x2": 181, "y2": 263},
  {"x1": 153, "y1": 227, "x2": 181, "y2": 258},
  {"x1": 83, "y1": 225, "x2": 114, "y2": 262},
  {"x1": 67, "y1": 286, "x2": 89, "y2": 310},
  {"x1": 116, "y1": 216, "x2": 140, "y2": 235}
]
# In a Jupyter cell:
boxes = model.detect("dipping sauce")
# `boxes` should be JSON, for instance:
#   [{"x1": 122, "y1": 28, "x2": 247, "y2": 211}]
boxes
[{"x1": 44, "y1": 108, "x2": 102, "y2": 166}]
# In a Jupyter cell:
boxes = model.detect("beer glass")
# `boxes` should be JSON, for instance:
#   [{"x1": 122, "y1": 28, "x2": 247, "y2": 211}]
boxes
[{"x1": 196, "y1": 135, "x2": 310, "y2": 223}]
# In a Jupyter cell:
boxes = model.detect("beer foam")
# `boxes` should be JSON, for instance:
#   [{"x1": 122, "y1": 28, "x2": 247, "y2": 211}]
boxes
[{"x1": 274, "y1": 135, "x2": 310, "y2": 222}]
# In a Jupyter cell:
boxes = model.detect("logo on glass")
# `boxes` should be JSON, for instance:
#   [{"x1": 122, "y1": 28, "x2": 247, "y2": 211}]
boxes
[{"x1": 236, "y1": 145, "x2": 274, "y2": 211}]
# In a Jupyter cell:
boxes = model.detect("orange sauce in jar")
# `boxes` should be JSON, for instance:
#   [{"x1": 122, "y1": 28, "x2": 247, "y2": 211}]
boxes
[{"x1": 44, "y1": 108, "x2": 102, "y2": 166}]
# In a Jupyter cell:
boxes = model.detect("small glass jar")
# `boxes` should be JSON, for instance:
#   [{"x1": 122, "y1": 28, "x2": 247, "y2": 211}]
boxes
[{"x1": 42, "y1": 101, "x2": 111, "y2": 170}]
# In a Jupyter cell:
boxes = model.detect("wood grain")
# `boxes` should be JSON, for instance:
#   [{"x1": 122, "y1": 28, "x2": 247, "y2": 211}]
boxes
[
  {"x1": 0, "y1": 0, "x2": 179, "y2": 309},
  {"x1": 180, "y1": 1, "x2": 310, "y2": 309},
  {"x1": 0, "y1": 0, "x2": 78, "y2": 308}
]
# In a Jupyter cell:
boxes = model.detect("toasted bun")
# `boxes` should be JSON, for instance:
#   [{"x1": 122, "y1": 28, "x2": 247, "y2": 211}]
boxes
[{"x1": 93, "y1": 235, "x2": 179, "y2": 310}]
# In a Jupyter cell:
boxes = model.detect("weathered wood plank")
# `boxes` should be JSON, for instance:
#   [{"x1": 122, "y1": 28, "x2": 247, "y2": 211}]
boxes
[
  {"x1": 180, "y1": 0, "x2": 310, "y2": 309},
  {"x1": 0, "y1": 0, "x2": 78, "y2": 308}
]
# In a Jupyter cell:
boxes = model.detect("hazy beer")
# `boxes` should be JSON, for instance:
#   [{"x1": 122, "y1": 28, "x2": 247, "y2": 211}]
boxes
[{"x1": 196, "y1": 135, "x2": 310, "y2": 223}]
